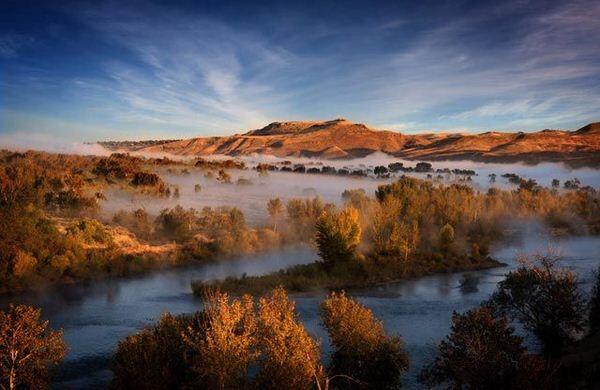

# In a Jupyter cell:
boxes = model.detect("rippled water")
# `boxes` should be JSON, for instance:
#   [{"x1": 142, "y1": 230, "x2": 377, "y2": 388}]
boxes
[{"x1": 1, "y1": 235, "x2": 598, "y2": 389}]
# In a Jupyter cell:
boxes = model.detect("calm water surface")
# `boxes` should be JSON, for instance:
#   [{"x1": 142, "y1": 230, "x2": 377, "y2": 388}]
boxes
[{"x1": 1, "y1": 237, "x2": 598, "y2": 389}]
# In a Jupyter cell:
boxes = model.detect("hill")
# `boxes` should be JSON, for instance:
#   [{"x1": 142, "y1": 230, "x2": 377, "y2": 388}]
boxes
[{"x1": 100, "y1": 119, "x2": 600, "y2": 167}]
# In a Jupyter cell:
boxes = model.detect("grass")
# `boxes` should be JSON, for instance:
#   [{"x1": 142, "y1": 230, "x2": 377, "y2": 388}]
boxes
[{"x1": 192, "y1": 253, "x2": 503, "y2": 296}]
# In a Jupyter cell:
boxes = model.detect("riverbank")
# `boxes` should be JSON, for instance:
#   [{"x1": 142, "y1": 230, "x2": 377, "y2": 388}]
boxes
[{"x1": 192, "y1": 255, "x2": 504, "y2": 296}]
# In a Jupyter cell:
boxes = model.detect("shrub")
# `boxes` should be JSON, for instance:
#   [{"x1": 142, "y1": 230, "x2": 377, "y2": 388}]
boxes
[
  {"x1": 255, "y1": 287, "x2": 321, "y2": 389},
  {"x1": 183, "y1": 291, "x2": 257, "y2": 389},
  {"x1": 320, "y1": 291, "x2": 408, "y2": 389},
  {"x1": 112, "y1": 313, "x2": 194, "y2": 389}
]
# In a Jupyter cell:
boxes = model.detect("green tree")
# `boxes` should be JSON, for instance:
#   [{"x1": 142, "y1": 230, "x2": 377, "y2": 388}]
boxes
[
  {"x1": 0, "y1": 304, "x2": 66, "y2": 390},
  {"x1": 320, "y1": 291, "x2": 408, "y2": 389},
  {"x1": 420, "y1": 307, "x2": 549, "y2": 389},
  {"x1": 489, "y1": 252, "x2": 586, "y2": 358},
  {"x1": 315, "y1": 207, "x2": 361, "y2": 269}
]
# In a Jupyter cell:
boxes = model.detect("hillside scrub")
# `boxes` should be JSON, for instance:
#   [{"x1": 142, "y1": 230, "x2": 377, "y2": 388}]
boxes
[{"x1": 0, "y1": 151, "x2": 288, "y2": 293}]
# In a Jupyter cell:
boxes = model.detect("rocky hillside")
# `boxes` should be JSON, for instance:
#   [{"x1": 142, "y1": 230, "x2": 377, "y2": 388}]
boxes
[{"x1": 103, "y1": 119, "x2": 600, "y2": 167}]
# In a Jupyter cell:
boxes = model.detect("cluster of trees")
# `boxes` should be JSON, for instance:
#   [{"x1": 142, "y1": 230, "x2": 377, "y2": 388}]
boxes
[
  {"x1": 115, "y1": 204, "x2": 285, "y2": 260},
  {"x1": 200, "y1": 175, "x2": 599, "y2": 295},
  {"x1": 421, "y1": 252, "x2": 600, "y2": 388},
  {"x1": 112, "y1": 288, "x2": 407, "y2": 389},
  {"x1": 0, "y1": 151, "x2": 183, "y2": 292}
]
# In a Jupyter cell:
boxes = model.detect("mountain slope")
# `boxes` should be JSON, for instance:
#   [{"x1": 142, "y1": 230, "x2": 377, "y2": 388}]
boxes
[{"x1": 103, "y1": 119, "x2": 600, "y2": 167}]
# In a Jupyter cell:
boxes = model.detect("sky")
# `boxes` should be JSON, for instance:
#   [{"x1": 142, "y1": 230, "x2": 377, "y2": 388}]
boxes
[{"x1": 1, "y1": 0, "x2": 599, "y2": 143}]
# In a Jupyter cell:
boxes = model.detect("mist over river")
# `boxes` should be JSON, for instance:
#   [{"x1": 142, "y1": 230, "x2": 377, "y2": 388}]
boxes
[
  {"x1": 1, "y1": 235, "x2": 598, "y2": 389},
  {"x1": 99, "y1": 155, "x2": 600, "y2": 225}
]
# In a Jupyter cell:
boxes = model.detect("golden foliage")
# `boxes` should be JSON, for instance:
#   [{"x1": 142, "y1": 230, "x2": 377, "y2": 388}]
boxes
[{"x1": 0, "y1": 304, "x2": 66, "y2": 390}]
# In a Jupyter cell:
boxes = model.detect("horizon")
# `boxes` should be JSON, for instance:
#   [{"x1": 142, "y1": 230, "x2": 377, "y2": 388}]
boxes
[{"x1": 1, "y1": 0, "x2": 600, "y2": 145}]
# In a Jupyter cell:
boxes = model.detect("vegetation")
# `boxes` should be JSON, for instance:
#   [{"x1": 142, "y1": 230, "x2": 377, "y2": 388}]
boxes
[
  {"x1": 320, "y1": 291, "x2": 408, "y2": 389},
  {"x1": 315, "y1": 207, "x2": 361, "y2": 269},
  {"x1": 196, "y1": 175, "x2": 600, "y2": 295},
  {"x1": 0, "y1": 304, "x2": 66, "y2": 390},
  {"x1": 419, "y1": 307, "x2": 550, "y2": 389},
  {"x1": 488, "y1": 252, "x2": 586, "y2": 358},
  {"x1": 113, "y1": 288, "x2": 407, "y2": 389}
]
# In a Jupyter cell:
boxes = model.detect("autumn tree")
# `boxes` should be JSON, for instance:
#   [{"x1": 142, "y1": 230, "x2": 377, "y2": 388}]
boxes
[
  {"x1": 183, "y1": 291, "x2": 257, "y2": 389},
  {"x1": 112, "y1": 313, "x2": 194, "y2": 389},
  {"x1": 371, "y1": 198, "x2": 419, "y2": 261},
  {"x1": 315, "y1": 207, "x2": 361, "y2": 269},
  {"x1": 255, "y1": 287, "x2": 321, "y2": 389},
  {"x1": 489, "y1": 252, "x2": 586, "y2": 358},
  {"x1": 420, "y1": 307, "x2": 550, "y2": 389},
  {"x1": 438, "y1": 223, "x2": 455, "y2": 256},
  {"x1": 0, "y1": 304, "x2": 66, "y2": 390},
  {"x1": 216, "y1": 169, "x2": 232, "y2": 184},
  {"x1": 266, "y1": 198, "x2": 283, "y2": 231},
  {"x1": 320, "y1": 291, "x2": 408, "y2": 389}
]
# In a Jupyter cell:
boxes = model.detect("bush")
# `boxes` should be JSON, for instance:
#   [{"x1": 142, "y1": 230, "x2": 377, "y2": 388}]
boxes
[
  {"x1": 112, "y1": 313, "x2": 195, "y2": 389},
  {"x1": 320, "y1": 291, "x2": 408, "y2": 389}
]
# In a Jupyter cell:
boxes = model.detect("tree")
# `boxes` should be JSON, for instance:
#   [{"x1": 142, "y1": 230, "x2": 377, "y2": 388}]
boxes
[
  {"x1": 0, "y1": 304, "x2": 66, "y2": 390},
  {"x1": 438, "y1": 223, "x2": 455, "y2": 255},
  {"x1": 112, "y1": 313, "x2": 193, "y2": 389},
  {"x1": 183, "y1": 291, "x2": 257, "y2": 389},
  {"x1": 320, "y1": 291, "x2": 408, "y2": 389},
  {"x1": 256, "y1": 287, "x2": 321, "y2": 389},
  {"x1": 489, "y1": 252, "x2": 586, "y2": 358},
  {"x1": 419, "y1": 307, "x2": 549, "y2": 389},
  {"x1": 216, "y1": 169, "x2": 231, "y2": 184},
  {"x1": 315, "y1": 207, "x2": 361, "y2": 269},
  {"x1": 590, "y1": 267, "x2": 600, "y2": 334},
  {"x1": 266, "y1": 198, "x2": 283, "y2": 231}
]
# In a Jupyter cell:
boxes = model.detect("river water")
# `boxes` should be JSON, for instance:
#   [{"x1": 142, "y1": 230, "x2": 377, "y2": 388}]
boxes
[{"x1": 0, "y1": 236, "x2": 598, "y2": 389}]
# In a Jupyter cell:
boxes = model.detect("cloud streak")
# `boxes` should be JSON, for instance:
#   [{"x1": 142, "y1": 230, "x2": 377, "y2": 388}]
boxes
[{"x1": 1, "y1": 0, "x2": 599, "y2": 142}]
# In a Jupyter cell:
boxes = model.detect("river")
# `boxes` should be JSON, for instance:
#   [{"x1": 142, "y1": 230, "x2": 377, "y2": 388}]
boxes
[{"x1": 0, "y1": 236, "x2": 598, "y2": 389}]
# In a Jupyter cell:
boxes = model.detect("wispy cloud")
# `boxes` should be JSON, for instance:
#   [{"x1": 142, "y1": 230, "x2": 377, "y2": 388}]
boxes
[
  {"x1": 0, "y1": 33, "x2": 34, "y2": 58},
  {"x1": 73, "y1": 4, "x2": 302, "y2": 135},
  {"x1": 2, "y1": 0, "x2": 599, "y2": 141}
]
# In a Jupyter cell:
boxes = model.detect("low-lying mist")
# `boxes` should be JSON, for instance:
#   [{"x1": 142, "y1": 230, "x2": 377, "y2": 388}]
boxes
[{"x1": 99, "y1": 153, "x2": 600, "y2": 226}]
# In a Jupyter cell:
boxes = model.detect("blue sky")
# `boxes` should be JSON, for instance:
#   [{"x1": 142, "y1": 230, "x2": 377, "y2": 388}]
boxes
[{"x1": 1, "y1": 0, "x2": 599, "y2": 143}]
